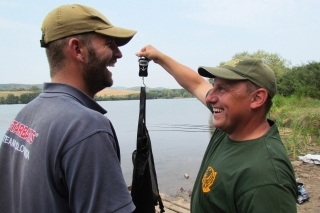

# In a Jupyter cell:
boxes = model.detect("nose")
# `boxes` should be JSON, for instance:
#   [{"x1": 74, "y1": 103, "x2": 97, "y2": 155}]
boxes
[
  {"x1": 112, "y1": 45, "x2": 122, "y2": 59},
  {"x1": 206, "y1": 89, "x2": 218, "y2": 103}
]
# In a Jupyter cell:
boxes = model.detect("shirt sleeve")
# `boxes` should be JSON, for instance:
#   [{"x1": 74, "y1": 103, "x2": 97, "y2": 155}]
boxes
[
  {"x1": 205, "y1": 88, "x2": 213, "y2": 113},
  {"x1": 236, "y1": 184, "x2": 297, "y2": 213},
  {"x1": 59, "y1": 131, "x2": 135, "y2": 213}
]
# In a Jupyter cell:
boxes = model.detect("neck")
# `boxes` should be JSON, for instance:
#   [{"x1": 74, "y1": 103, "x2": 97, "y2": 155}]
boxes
[
  {"x1": 228, "y1": 119, "x2": 270, "y2": 141},
  {"x1": 51, "y1": 66, "x2": 95, "y2": 99}
]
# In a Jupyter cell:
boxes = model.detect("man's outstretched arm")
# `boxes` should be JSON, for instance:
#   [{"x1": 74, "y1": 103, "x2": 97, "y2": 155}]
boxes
[{"x1": 136, "y1": 45, "x2": 212, "y2": 105}]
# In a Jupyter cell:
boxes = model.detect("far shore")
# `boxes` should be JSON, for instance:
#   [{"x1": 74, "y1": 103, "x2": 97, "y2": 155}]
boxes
[
  {"x1": 96, "y1": 89, "x2": 139, "y2": 97},
  {"x1": 0, "y1": 88, "x2": 139, "y2": 98}
]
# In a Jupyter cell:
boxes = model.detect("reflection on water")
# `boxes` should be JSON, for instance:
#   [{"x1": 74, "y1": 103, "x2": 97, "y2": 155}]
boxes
[
  {"x1": 0, "y1": 98, "x2": 213, "y2": 197},
  {"x1": 147, "y1": 123, "x2": 214, "y2": 132}
]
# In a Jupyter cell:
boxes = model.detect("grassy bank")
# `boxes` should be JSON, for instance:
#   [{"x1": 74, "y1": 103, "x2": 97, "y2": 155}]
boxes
[{"x1": 270, "y1": 95, "x2": 320, "y2": 160}]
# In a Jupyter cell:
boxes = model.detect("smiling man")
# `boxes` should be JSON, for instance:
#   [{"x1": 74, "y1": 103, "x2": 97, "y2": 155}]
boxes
[
  {"x1": 136, "y1": 45, "x2": 298, "y2": 212},
  {"x1": 0, "y1": 4, "x2": 136, "y2": 213}
]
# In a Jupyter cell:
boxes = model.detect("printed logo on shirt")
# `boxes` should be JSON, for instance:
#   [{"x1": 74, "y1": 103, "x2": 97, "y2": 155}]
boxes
[
  {"x1": 202, "y1": 166, "x2": 217, "y2": 193},
  {"x1": 8, "y1": 120, "x2": 38, "y2": 144},
  {"x1": 2, "y1": 135, "x2": 30, "y2": 160}
]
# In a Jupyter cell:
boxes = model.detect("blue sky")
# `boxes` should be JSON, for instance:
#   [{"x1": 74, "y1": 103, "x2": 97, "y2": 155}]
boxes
[{"x1": 0, "y1": 0, "x2": 319, "y2": 89}]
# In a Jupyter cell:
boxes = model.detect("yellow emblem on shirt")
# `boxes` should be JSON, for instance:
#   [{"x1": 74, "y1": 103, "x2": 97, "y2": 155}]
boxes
[{"x1": 202, "y1": 166, "x2": 217, "y2": 193}]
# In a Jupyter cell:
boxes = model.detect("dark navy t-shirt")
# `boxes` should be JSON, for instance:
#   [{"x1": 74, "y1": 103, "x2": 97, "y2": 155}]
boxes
[{"x1": 0, "y1": 83, "x2": 135, "y2": 213}]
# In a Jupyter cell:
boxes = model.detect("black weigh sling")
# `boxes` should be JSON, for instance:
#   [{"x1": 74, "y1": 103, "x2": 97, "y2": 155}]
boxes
[{"x1": 131, "y1": 87, "x2": 165, "y2": 213}]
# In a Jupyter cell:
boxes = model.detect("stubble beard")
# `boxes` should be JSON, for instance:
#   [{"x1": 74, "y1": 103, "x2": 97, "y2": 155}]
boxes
[{"x1": 83, "y1": 47, "x2": 113, "y2": 95}]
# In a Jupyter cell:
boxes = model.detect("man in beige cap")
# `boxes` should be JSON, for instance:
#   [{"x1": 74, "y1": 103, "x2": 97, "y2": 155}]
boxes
[
  {"x1": 136, "y1": 45, "x2": 298, "y2": 212},
  {"x1": 0, "y1": 4, "x2": 136, "y2": 213}
]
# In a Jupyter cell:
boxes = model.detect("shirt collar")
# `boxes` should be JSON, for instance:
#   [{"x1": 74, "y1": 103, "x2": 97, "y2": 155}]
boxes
[{"x1": 42, "y1": 83, "x2": 107, "y2": 114}]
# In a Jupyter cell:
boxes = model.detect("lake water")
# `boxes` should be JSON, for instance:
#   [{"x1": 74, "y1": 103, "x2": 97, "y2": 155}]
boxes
[{"x1": 0, "y1": 98, "x2": 213, "y2": 197}]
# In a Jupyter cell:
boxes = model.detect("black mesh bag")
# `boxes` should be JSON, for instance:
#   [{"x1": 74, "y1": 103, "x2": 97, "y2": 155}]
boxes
[{"x1": 131, "y1": 87, "x2": 165, "y2": 213}]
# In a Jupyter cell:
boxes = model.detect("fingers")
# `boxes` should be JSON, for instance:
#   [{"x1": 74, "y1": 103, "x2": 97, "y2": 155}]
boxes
[
  {"x1": 136, "y1": 45, "x2": 150, "y2": 55},
  {"x1": 136, "y1": 45, "x2": 156, "y2": 59},
  {"x1": 135, "y1": 51, "x2": 144, "y2": 57},
  {"x1": 135, "y1": 48, "x2": 144, "y2": 57}
]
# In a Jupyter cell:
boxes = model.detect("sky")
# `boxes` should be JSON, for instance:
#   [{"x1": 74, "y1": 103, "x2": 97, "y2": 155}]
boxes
[{"x1": 0, "y1": 0, "x2": 319, "y2": 89}]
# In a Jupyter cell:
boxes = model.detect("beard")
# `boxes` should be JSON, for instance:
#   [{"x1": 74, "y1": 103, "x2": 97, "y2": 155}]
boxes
[{"x1": 82, "y1": 46, "x2": 113, "y2": 95}]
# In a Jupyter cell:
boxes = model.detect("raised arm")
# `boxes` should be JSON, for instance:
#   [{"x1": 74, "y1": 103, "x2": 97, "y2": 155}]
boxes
[{"x1": 136, "y1": 45, "x2": 212, "y2": 105}]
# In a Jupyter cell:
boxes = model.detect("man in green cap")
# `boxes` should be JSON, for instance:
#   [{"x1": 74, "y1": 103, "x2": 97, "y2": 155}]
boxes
[
  {"x1": 0, "y1": 4, "x2": 136, "y2": 213},
  {"x1": 136, "y1": 45, "x2": 298, "y2": 212}
]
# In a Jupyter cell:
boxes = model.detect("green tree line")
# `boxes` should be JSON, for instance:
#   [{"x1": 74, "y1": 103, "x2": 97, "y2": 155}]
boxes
[
  {"x1": 94, "y1": 88, "x2": 194, "y2": 101},
  {"x1": 277, "y1": 61, "x2": 320, "y2": 99},
  {"x1": 0, "y1": 92, "x2": 41, "y2": 104}
]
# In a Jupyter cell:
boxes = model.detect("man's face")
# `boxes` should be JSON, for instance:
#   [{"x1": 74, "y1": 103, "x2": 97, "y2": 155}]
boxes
[
  {"x1": 205, "y1": 77, "x2": 254, "y2": 135},
  {"x1": 82, "y1": 34, "x2": 122, "y2": 94}
]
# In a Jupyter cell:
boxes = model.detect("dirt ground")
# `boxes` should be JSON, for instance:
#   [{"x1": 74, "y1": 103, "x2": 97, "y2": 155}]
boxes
[{"x1": 293, "y1": 161, "x2": 320, "y2": 213}]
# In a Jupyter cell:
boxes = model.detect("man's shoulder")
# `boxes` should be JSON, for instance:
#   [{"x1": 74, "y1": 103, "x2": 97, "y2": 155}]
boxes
[
  {"x1": 20, "y1": 92, "x2": 111, "y2": 135},
  {"x1": 39, "y1": 89, "x2": 105, "y2": 116}
]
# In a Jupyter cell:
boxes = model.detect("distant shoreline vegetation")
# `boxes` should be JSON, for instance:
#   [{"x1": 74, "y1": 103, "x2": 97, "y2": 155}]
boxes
[
  {"x1": 95, "y1": 89, "x2": 193, "y2": 101},
  {"x1": 0, "y1": 88, "x2": 194, "y2": 105}
]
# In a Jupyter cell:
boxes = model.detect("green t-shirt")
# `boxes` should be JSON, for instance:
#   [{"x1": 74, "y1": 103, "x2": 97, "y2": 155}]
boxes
[{"x1": 191, "y1": 120, "x2": 298, "y2": 213}]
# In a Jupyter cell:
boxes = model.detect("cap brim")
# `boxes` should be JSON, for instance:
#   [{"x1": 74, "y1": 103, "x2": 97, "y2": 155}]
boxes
[
  {"x1": 198, "y1": 66, "x2": 246, "y2": 80},
  {"x1": 96, "y1": 26, "x2": 137, "y2": 46}
]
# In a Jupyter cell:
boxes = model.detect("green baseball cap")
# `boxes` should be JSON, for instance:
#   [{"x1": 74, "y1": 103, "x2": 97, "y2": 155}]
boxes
[
  {"x1": 40, "y1": 4, "x2": 136, "y2": 48},
  {"x1": 198, "y1": 56, "x2": 277, "y2": 98}
]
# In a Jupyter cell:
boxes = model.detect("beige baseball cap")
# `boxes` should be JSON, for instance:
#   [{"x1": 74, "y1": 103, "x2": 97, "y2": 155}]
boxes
[{"x1": 40, "y1": 4, "x2": 136, "y2": 47}]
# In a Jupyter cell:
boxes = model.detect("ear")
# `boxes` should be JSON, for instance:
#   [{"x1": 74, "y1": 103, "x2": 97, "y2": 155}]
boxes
[
  {"x1": 67, "y1": 38, "x2": 86, "y2": 62},
  {"x1": 250, "y1": 88, "x2": 268, "y2": 109}
]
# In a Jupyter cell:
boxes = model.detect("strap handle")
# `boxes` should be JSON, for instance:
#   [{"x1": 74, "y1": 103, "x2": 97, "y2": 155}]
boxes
[{"x1": 137, "y1": 87, "x2": 147, "y2": 150}]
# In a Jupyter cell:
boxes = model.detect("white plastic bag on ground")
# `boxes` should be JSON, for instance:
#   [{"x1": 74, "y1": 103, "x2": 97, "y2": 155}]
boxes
[{"x1": 298, "y1": 154, "x2": 320, "y2": 164}]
